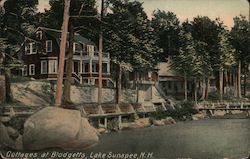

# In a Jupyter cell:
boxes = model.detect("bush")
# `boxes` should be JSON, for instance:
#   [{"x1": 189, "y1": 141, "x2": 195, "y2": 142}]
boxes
[
  {"x1": 5, "y1": 117, "x2": 26, "y2": 135},
  {"x1": 107, "y1": 118, "x2": 119, "y2": 131},
  {"x1": 148, "y1": 101, "x2": 198, "y2": 121},
  {"x1": 173, "y1": 101, "x2": 198, "y2": 120},
  {"x1": 10, "y1": 76, "x2": 32, "y2": 83}
]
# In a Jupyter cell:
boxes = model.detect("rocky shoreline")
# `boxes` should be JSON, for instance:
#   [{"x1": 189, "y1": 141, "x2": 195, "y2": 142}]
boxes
[
  {"x1": 1, "y1": 107, "x2": 249, "y2": 151},
  {"x1": 97, "y1": 110, "x2": 249, "y2": 134}
]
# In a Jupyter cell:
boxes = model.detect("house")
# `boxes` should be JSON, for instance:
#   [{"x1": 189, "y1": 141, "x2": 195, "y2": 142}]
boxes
[
  {"x1": 157, "y1": 61, "x2": 193, "y2": 99},
  {"x1": 17, "y1": 27, "x2": 112, "y2": 86}
]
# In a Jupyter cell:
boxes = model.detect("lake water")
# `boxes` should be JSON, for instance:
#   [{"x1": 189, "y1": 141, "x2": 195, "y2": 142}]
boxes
[{"x1": 87, "y1": 119, "x2": 250, "y2": 159}]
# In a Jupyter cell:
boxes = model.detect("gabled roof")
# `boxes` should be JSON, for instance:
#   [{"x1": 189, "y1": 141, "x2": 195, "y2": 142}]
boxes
[
  {"x1": 157, "y1": 62, "x2": 180, "y2": 77},
  {"x1": 37, "y1": 27, "x2": 97, "y2": 46}
]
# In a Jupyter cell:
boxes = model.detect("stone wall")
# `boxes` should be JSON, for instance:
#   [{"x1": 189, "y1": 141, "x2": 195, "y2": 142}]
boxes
[
  {"x1": 11, "y1": 80, "x2": 165, "y2": 106},
  {"x1": 0, "y1": 75, "x2": 6, "y2": 104}
]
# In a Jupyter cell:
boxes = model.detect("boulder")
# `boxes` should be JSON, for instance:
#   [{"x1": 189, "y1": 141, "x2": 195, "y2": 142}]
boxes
[
  {"x1": 192, "y1": 113, "x2": 206, "y2": 120},
  {"x1": 6, "y1": 126, "x2": 19, "y2": 140},
  {"x1": 121, "y1": 122, "x2": 134, "y2": 130},
  {"x1": 192, "y1": 116, "x2": 199, "y2": 121},
  {"x1": 213, "y1": 111, "x2": 226, "y2": 117},
  {"x1": 0, "y1": 123, "x2": 15, "y2": 149},
  {"x1": 163, "y1": 117, "x2": 176, "y2": 125},
  {"x1": 97, "y1": 128, "x2": 108, "y2": 134},
  {"x1": 23, "y1": 107, "x2": 98, "y2": 150},
  {"x1": 132, "y1": 118, "x2": 151, "y2": 128},
  {"x1": 153, "y1": 120, "x2": 165, "y2": 126}
]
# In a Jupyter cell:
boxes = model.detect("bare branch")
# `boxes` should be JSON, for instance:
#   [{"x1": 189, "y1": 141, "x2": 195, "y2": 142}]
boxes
[
  {"x1": 70, "y1": 15, "x2": 108, "y2": 25},
  {"x1": 7, "y1": 12, "x2": 26, "y2": 21},
  {"x1": 78, "y1": 2, "x2": 86, "y2": 16},
  {"x1": 73, "y1": 25, "x2": 97, "y2": 35},
  {"x1": 6, "y1": 27, "x2": 40, "y2": 43},
  {"x1": 70, "y1": 15, "x2": 98, "y2": 19}
]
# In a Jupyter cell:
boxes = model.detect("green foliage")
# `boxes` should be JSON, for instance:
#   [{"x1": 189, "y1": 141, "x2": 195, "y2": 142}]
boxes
[
  {"x1": 149, "y1": 101, "x2": 198, "y2": 121},
  {"x1": 10, "y1": 76, "x2": 32, "y2": 83},
  {"x1": 107, "y1": 118, "x2": 119, "y2": 131},
  {"x1": 104, "y1": 0, "x2": 162, "y2": 73},
  {"x1": 5, "y1": 117, "x2": 26, "y2": 135},
  {"x1": 40, "y1": 0, "x2": 98, "y2": 42},
  {"x1": 151, "y1": 10, "x2": 181, "y2": 58},
  {"x1": 0, "y1": 0, "x2": 38, "y2": 71},
  {"x1": 230, "y1": 15, "x2": 250, "y2": 64},
  {"x1": 171, "y1": 31, "x2": 198, "y2": 77},
  {"x1": 172, "y1": 101, "x2": 198, "y2": 120}
]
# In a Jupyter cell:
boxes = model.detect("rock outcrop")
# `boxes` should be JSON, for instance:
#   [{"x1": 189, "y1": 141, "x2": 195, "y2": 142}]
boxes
[
  {"x1": 23, "y1": 107, "x2": 98, "y2": 150},
  {"x1": 132, "y1": 118, "x2": 151, "y2": 128}
]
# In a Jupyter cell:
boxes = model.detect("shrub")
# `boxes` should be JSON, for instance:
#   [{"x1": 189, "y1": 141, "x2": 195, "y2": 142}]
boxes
[
  {"x1": 107, "y1": 118, "x2": 119, "y2": 131},
  {"x1": 148, "y1": 101, "x2": 198, "y2": 121},
  {"x1": 5, "y1": 117, "x2": 26, "y2": 135}
]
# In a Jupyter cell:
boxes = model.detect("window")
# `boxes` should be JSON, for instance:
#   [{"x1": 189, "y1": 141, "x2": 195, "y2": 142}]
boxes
[
  {"x1": 73, "y1": 43, "x2": 82, "y2": 54},
  {"x1": 29, "y1": 64, "x2": 35, "y2": 75},
  {"x1": 36, "y1": 31, "x2": 42, "y2": 40},
  {"x1": 102, "y1": 63, "x2": 107, "y2": 73},
  {"x1": 83, "y1": 63, "x2": 89, "y2": 73},
  {"x1": 25, "y1": 44, "x2": 30, "y2": 54},
  {"x1": 31, "y1": 43, "x2": 37, "y2": 54},
  {"x1": 92, "y1": 63, "x2": 98, "y2": 73},
  {"x1": 41, "y1": 60, "x2": 47, "y2": 74},
  {"x1": 22, "y1": 65, "x2": 27, "y2": 76},
  {"x1": 25, "y1": 42, "x2": 37, "y2": 54},
  {"x1": 49, "y1": 60, "x2": 58, "y2": 74},
  {"x1": 87, "y1": 45, "x2": 94, "y2": 55},
  {"x1": 46, "y1": 40, "x2": 52, "y2": 52}
]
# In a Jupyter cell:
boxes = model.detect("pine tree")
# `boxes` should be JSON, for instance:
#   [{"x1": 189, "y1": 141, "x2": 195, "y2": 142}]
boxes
[{"x1": 104, "y1": 0, "x2": 162, "y2": 104}]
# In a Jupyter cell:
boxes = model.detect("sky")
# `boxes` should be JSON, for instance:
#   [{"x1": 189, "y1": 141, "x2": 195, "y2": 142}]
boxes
[{"x1": 38, "y1": 0, "x2": 249, "y2": 28}]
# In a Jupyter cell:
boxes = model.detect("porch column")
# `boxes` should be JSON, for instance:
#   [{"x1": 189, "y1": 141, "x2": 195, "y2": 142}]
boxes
[
  {"x1": 107, "y1": 61, "x2": 110, "y2": 73},
  {"x1": 80, "y1": 60, "x2": 83, "y2": 73},
  {"x1": 89, "y1": 59, "x2": 93, "y2": 84}
]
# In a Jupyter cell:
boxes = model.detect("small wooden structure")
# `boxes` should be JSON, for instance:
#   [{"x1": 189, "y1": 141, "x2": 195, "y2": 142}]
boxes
[{"x1": 197, "y1": 102, "x2": 250, "y2": 117}]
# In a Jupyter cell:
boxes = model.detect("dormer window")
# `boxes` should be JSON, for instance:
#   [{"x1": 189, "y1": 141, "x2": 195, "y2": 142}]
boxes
[
  {"x1": 25, "y1": 42, "x2": 37, "y2": 55},
  {"x1": 73, "y1": 43, "x2": 83, "y2": 55},
  {"x1": 36, "y1": 31, "x2": 42, "y2": 40},
  {"x1": 46, "y1": 40, "x2": 52, "y2": 52}
]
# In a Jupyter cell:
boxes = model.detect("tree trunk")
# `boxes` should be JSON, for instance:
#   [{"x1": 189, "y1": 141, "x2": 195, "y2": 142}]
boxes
[
  {"x1": 194, "y1": 77, "x2": 197, "y2": 104},
  {"x1": 63, "y1": 24, "x2": 74, "y2": 104},
  {"x1": 200, "y1": 77, "x2": 206, "y2": 100},
  {"x1": 98, "y1": 0, "x2": 104, "y2": 106},
  {"x1": 205, "y1": 78, "x2": 210, "y2": 100},
  {"x1": 219, "y1": 69, "x2": 223, "y2": 101},
  {"x1": 237, "y1": 61, "x2": 241, "y2": 98},
  {"x1": 225, "y1": 70, "x2": 228, "y2": 87},
  {"x1": 229, "y1": 71, "x2": 232, "y2": 86},
  {"x1": 243, "y1": 64, "x2": 247, "y2": 96},
  {"x1": 116, "y1": 65, "x2": 122, "y2": 104},
  {"x1": 234, "y1": 70, "x2": 238, "y2": 97},
  {"x1": 55, "y1": 0, "x2": 71, "y2": 107},
  {"x1": 4, "y1": 69, "x2": 11, "y2": 103},
  {"x1": 136, "y1": 72, "x2": 139, "y2": 103},
  {"x1": 184, "y1": 72, "x2": 187, "y2": 101}
]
